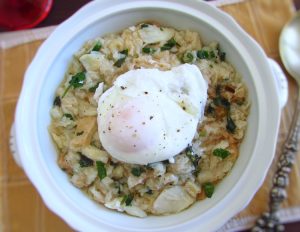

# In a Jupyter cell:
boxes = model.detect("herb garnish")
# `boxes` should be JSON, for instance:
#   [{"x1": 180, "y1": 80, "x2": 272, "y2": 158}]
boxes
[
  {"x1": 88, "y1": 82, "x2": 100, "y2": 93},
  {"x1": 76, "y1": 131, "x2": 84, "y2": 136},
  {"x1": 63, "y1": 113, "x2": 74, "y2": 120},
  {"x1": 203, "y1": 182, "x2": 214, "y2": 198},
  {"x1": 141, "y1": 23, "x2": 149, "y2": 28},
  {"x1": 185, "y1": 145, "x2": 201, "y2": 168},
  {"x1": 114, "y1": 49, "x2": 129, "y2": 67},
  {"x1": 91, "y1": 41, "x2": 102, "y2": 51},
  {"x1": 213, "y1": 148, "x2": 230, "y2": 159},
  {"x1": 213, "y1": 96, "x2": 230, "y2": 109},
  {"x1": 182, "y1": 52, "x2": 194, "y2": 63},
  {"x1": 96, "y1": 161, "x2": 107, "y2": 180},
  {"x1": 197, "y1": 50, "x2": 209, "y2": 59},
  {"x1": 142, "y1": 47, "x2": 156, "y2": 54},
  {"x1": 205, "y1": 104, "x2": 215, "y2": 116},
  {"x1": 62, "y1": 72, "x2": 86, "y2": 98},
  {"x1": 226, "y1": 115, "x2": 236, "y2": 133},
  {"x1": 131, "y1": 167, "x2": 145, "y2": 177},
  {"x1": 53, "y1": 96, "x2": 61, "y2": 107},
  {"x1": 219, "y1": 51, "x2": 226, "y2": 61},
  {"x1": 79, "y1": 153, "x2": 94, "y2": 167},
  {"x1": 217, "y1": 45, "x2": 226, "y2": 61},
  {"x1": 146, "y1": 189, "x2": 153, "y2": 195},
  {"x1": 161, "y1": 38, "x2": 178, "y2": 51},
  {"x1": 121, "y1": 194, "x2": 134, "y2": 206},
  {"x1": 197, "y1": 49, "x2": 216, "y2": 60}
]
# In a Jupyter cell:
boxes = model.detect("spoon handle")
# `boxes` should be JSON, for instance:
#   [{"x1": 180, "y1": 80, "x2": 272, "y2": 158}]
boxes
[{"x1": 252, "y1": 90, "x2": 300, "y2": 232}]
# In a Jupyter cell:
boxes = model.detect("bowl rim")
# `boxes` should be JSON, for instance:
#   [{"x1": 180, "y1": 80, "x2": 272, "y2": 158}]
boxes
[{"x1": 15, "y1": 0, "x2": 281, "y2": 231}]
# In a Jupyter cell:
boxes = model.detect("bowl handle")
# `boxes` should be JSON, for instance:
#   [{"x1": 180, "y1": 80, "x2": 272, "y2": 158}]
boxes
[
  {"x1": 9, "y1": 123, "x2": 23, "y2": 168},
  {"x1": 268, "y1": 58, "x2": 288, "y2": 109}
]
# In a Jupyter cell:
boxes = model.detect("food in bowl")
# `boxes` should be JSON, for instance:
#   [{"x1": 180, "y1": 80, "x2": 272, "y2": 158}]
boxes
[{"x1": 49, "y1": 23, "x2": 249, "y2": 217}]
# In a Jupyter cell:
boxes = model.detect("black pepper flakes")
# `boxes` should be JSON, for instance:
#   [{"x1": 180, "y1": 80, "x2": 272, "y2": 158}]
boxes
[
  {"x1": 144, "y1": 91, "x2": 148, "y2": 94},
  {"x1": 150, "y1": 116, "x2": 154, "y2": 120}
]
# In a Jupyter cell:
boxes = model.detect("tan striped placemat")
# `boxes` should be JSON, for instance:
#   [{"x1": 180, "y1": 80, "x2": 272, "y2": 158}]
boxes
[{"x1": 0, "y1": 0, "x2": 299, "y2": 231}]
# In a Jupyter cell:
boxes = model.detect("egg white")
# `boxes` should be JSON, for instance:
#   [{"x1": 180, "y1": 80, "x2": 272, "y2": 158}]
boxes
[{"x1": 97, "y1": 64, "x2": 207, "y2": 164}]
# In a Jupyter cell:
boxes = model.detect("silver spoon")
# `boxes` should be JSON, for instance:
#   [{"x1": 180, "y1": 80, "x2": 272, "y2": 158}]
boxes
[{"x1": 252, "y1": 11, "x2": 300, "y2": 232}]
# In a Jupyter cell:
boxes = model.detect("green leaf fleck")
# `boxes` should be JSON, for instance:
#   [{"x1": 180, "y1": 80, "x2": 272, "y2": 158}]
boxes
[
  {"x1": 63, "y1": 113, "x2": 74, "y2": 120},
  {"x1": 53, "y1": 96, "x2": 61, "y2": 107},
  {"x1": 142, "y1": 47, "x2": 156, "y2": 54},
  {"x1": 161, "y1": 38, "x2": 177, "y2": 51},
  {"x1": 88, "y1": 82, "x2": 100, "y2": 93},
  {"x1": 121, "y1": 194, "x2": 134, "y2": 206},
  {"x1": 131, "y1": 167, "x2": 144, "y2": 177},
  {"x1": 79, "y1": 153, "x2": 94, "y2": 167},
  {"x1": 197, "y1": 50, "x2": 209, "y2": 59},
  {"x1": 62, "y1": 72, "x2": 86, "y2": 98},
  {"x1": 96, "y1": 161, "x2": 107, "y2": 180},
  {"x1": 226, "y1": 115, "x2": 236, "y2": 133},
  {"x1": 114, "y1": 57, "x2": 126, "y2": 67},
  {"x1": 213, "y1": 148, "x2": 230, "y2": 159},
  {"x1": 91, "y1": 41, "x2": 102, "y2": 51},
  {"x1": 141, "y1": 23, "x2": 149, "y2": 28},
  {"x1": 203, "y1": 182, "x2": 214, "y2": 198}
]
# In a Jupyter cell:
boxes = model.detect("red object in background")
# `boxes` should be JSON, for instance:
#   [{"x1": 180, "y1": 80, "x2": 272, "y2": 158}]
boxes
[{"x1": 0, "y1": 0, "x2": 53, "y2": 30}]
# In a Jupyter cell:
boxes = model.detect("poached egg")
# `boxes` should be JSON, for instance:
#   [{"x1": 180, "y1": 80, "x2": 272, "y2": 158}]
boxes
[{"x1": 97, "y1": 64, "x2": 207, "y2": 164}]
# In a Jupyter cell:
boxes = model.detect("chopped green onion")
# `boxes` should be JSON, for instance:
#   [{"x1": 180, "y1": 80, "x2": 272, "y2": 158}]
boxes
[
  {"x1": 79, "y1": 153, "x2": 94, "y2": 167},
  {"x1": 197, "y1": 49, "x2": 216, "y2": 60},
  {"x1": 213, "y1": 148, "x2": 230, "y2": 159},
  {"x1": 197, "y1": 50, "x2": 209, "y2": 59},
  {"x1": 121, "y1": 194, "x2": 134, "y2": 206},
  {"x1": 96, "y1": 161, "x2": 107, "y2": 180},
  {"x1": 142, "y1": 47, "x2": 156, "y2": 54},
  {"x1": 62, "y1": 72, "x2": 86, "y2": 98},
  {"x1": 131, "y1": 167, "x2": 145, "y2": 177},
  {"x1": 209, "y1": 50, "x2": 216, "y2": 59},
  {"x1": 161, "y1": 38, "x2": 177, "y2": 51},
  {"x1": 63, "y1": 113, "x2": 74, "y2": 121},
  {"x1": 203, "y1": 183, "x2": 214, "y2": 198},
  {"x1": 182, "y1": 52, "x2": 194, "y2": 63},
  {"x1": 91, "y1": 41, "x2": 102, "y2": 51}
]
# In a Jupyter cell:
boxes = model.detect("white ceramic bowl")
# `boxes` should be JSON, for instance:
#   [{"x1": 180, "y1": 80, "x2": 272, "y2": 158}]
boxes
[{"x1": 13, "y1": 0, "x2": 285, "y2": 231}]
